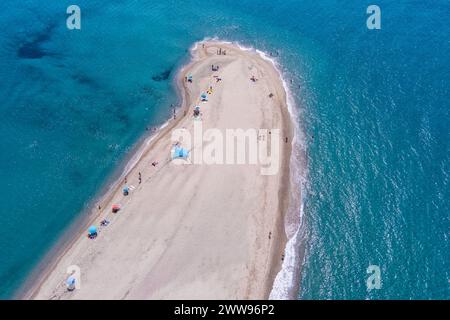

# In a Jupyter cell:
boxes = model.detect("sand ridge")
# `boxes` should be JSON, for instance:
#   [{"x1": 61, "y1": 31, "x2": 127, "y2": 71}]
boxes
[{"x1": 27, "y1": 41, "x2": 293, "y2": 300}]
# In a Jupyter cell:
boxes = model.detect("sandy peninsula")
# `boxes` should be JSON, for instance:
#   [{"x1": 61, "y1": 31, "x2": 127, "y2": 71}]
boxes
[{"x1": 25, "y1": 41, "x2": 293, "y2": 299}]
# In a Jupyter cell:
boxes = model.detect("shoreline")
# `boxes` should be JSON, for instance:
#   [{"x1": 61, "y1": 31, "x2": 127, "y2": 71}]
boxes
[
  {"x1": 17, "y1": 63, "x2": 193, "y2": 300},
  {"x1": 20, "y1": 40, "x2": 298, "y2": 300},
  {"x1": 19, "y1": 54, "x2": 195, "y2": 299}
]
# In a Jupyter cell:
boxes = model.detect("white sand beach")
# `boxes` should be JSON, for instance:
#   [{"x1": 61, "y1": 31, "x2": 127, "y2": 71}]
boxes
[{"x1": 26, "y1": 41, "x2": 293, "y2": 300}]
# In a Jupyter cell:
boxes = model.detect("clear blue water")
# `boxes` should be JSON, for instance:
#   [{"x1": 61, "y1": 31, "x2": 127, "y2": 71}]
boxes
[{"x1": 0, "y1": 0, "x2": 448, "y2": 299}]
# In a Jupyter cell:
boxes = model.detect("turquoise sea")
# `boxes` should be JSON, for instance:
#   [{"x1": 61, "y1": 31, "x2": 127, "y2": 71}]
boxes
[{"x1": 0, "y1": 1, "x2": 448, "y2": 299}]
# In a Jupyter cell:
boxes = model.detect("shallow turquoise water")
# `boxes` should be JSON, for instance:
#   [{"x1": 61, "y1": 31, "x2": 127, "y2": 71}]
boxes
[{"x1": 0, "y1": 1, "x2": 448, "y2": 299}]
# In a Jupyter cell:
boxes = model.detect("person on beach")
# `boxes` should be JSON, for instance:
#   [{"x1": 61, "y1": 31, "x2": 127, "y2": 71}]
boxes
[
  {"x1": 138, "y1": 172, "x2": 142, "y2": 184},
  {"x1": 152, "y1": 161, "x2": 158, "y2": 167}
]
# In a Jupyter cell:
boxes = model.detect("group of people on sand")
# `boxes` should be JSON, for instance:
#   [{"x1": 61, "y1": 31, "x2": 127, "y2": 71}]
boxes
[
  {"x1": 212, "y1": 64, "x2": 222, "y2": 83},
  {"x1": 91, "y1": 159, "x2": 160, "y2": 240},
  {"x1": 217, "y1": 48, "x2": 226, "y2": 55}
]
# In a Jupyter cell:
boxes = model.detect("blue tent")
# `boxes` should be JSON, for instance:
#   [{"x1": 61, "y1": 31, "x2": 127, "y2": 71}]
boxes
[
  {"x1": 88, "y1": 225, "x2": 97, "y2": 235},
  {"x1": 173, "y1": 146, "x2": 189, "y2": 159}
]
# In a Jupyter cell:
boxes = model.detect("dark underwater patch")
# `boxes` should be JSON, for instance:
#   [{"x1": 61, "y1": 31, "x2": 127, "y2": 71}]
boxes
[
  {"x1": 141, "y1": 86, "x2": 156, "y2": 95},
  {"x1": 68, "y1": 168, "x2": 85, "y2": 186},
  {"x1": 17, "y1": 23, "x2": 57, "y2": 59},
  {"x1": 71, "y1": 73, "x2": 101, "y2": 90},
  {"x1": 152, "y1": 68, "x2": 172, "y2": 82}
]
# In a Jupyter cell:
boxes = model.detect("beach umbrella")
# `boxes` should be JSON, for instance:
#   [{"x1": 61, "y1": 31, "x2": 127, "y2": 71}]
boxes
[
  {"x1": 201, "y1": 93, "x2": 207, "y2": 99},
  {"x1": 66, "y1": 276, "x2": 76, "y2": 286},
  {"x1": 88, "y1": 225, "x2": 97, "y2": 235},
  {"x1": 66, "y1": 276, "x2": 76, "y2": 290}
]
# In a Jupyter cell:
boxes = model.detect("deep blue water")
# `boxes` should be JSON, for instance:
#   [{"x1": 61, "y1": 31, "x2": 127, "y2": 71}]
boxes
[{"x1": 0, "y1": 1, "x2": 448, "y2": 299}]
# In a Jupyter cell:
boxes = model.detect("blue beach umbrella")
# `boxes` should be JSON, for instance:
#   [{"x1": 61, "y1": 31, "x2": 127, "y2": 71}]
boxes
[
  {"x1": 88, "y1": 225, "x2": 97, "y2": 235},
  {"x1": 66, "y1": 276, "x2": 76, "y2": 291},
  {"x1": 66, "y1": 276, "x2": 76, "y2": 286}
]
